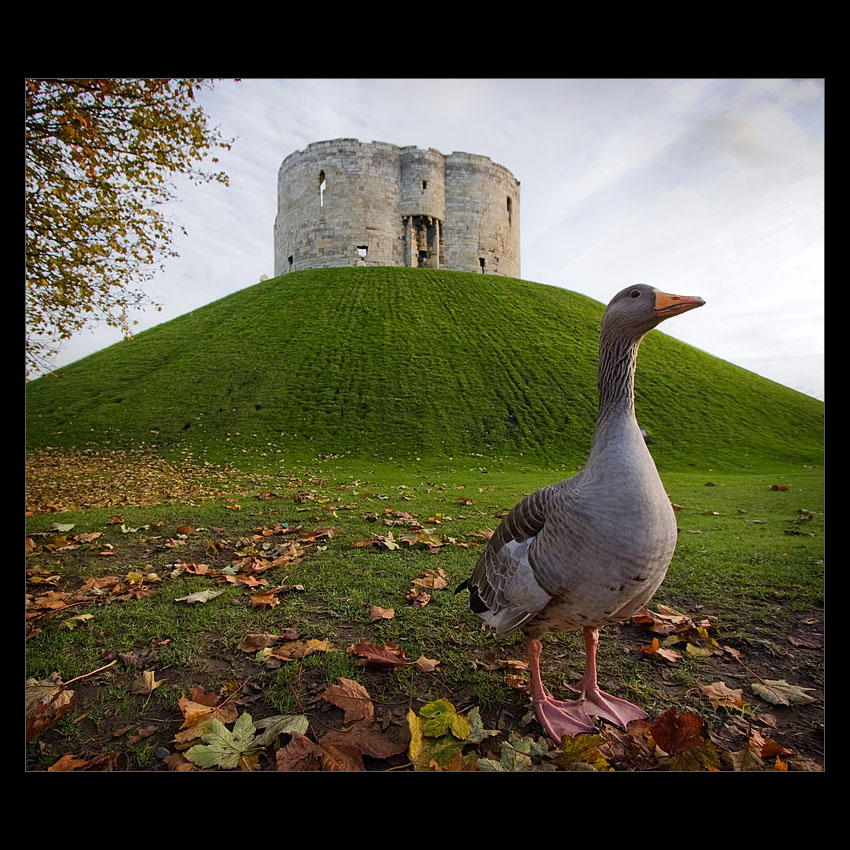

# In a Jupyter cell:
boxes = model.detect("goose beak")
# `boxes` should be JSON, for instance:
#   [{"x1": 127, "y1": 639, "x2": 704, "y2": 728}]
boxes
[{"x1": 653, "y1": 289, "x2": 706, "y2": 319}]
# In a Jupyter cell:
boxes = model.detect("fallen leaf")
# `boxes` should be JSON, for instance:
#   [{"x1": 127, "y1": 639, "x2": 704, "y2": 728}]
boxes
[
  {"x1": 413, "y1": 655, "x2": 440, "y2": 673},
  {"x1": 699, "y1": 681, "x2": 748, "y2": 711},
  {"x1": 248, "y1": 590, "x2": 281, "y2": 609},
  {"x1": 347, "y1": 640, "x2": 408, "y2": 668},
  {"x1": 26, "y1": 676, "x2": 75, "y2": 739},
  {"x1": 128, "y1": 725, "x2": 158, "y2": 745},
  {"x1": 750, "y1": 679, "x2": 816, "y2": 706},
  {"x1": 640, "y1": 637, "x2": 681, "y2": 663},
  {"x1": 554, "y1": 734, "x2": 613, "y2": 771},
  {"x1": 48, "y1": 754, "x2": 91, "y2": 771},
  {"x1": 130, "y1": 670, "x2": 166, "y2": 696},
  {"x1": 276, "y1": 732, "x2": 322, "y2": 771},
  {"x1": 267, "y1": 638, "x2": 331, "y2": 662},
  {"x1": 237, "y1": 633, "x2": 285, "y2": 653},
  {"x1": 253, "y1": 714, "x2": 310, "y2": 748},
  {"x1": 787, "y1": 631, "x2": 823, "y2": 649},
  {"x1": 369, "y1": 605, "x2": 395, "y2": 622},
  {"x1": 650, "y1": 707, "x2": 706, "y2": 755},
  {"x1": 184, "y1": 713, "x2": 259, "y2": 769},
  {"x1": 318, "y1": 720, "x2": 408, "y2": 771},
  {"x1": 60, "y1": 613, "x2": 94, "y2": 630},
  {"x1": 175, "y1": 589, "x2": 225, "y2": 604},
  {"x1": 321, "y1": 678, "x2": 374, "y2": 723}
]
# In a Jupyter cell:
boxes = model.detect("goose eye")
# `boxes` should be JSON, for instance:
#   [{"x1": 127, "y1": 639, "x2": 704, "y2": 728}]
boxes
[{"x1": 630, "y1": 290, "x2": 641, "y2": 298}]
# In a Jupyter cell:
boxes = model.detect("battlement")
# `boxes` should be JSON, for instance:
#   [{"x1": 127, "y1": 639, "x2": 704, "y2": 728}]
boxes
[{"x1": 273, "y1": 139, "x2": 520, "y2": 277}]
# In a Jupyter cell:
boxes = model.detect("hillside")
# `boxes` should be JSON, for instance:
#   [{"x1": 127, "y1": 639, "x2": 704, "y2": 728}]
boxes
[{"x1": 25, "y1": 268, "x2": 823, "y2": 472}]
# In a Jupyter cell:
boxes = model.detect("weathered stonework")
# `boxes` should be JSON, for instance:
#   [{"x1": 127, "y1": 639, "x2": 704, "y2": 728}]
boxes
[{"x1": 273, "y1": 139, "x2": 520, "y2": 277}]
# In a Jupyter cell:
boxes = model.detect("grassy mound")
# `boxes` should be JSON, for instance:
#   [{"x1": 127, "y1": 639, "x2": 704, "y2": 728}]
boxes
[{"x1": 26, "y1": 267, "x2": 823, "y2": 472}]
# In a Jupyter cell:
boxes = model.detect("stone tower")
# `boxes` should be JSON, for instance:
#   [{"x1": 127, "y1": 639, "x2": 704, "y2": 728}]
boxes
[{"x1": 273, "y1": 139, "x2": 520, "y2": 277}]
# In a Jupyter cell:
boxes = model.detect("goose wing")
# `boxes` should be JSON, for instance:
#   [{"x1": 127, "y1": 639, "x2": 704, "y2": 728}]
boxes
[{"x1": 458, "y1": 484, "x2": 556, "y2": 636}]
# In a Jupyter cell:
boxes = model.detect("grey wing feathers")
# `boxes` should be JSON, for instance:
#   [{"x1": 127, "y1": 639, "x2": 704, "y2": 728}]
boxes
[{"x1": 464, "y1": 486, "x2": 554, "y2": 635}]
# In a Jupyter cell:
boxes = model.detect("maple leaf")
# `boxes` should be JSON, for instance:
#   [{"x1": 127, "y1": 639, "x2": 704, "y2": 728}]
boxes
[
  {"x1": 477, "y1": 732, "x2": 556, "y2": 772},
  {"x1": 651, "y1": 707, "x2": 706, "y2": 755},
  {"x1": 130, "y1": 670, "x2": 166, "y2": 697},
  {"x1": 173, "y1": 695, "x2": 238, "y2": 745},
  {"x1": 419, "y1": 698, "x2": 470, "y2": 739},
  {"x1": 650, "y1": 708, "x2": 720, "y2": 771},
  {"x1": 411, "y1": 568, "x2": 449, "y2": 590},
  {"x1": 48, "y1": 754, "x2": 91, "y2": 771},
  {"x1": 407, "y1": 700, "x2": 495, "y2": 771},
  {"x1": 184, "y1": 712, "x2": 259, "y2": 770},
  {"x1": 726, "y1": 746, "x2": 765, "y2": 771},
  {"x1": 554, "y1": 733, "x2": 613, "y2": 772},
  {"x1": 321, "y1": 678, "x2": 375, "y2": 724},
  {"x1": 750, "y1": 679, "x2": 816, "y2": 706}
]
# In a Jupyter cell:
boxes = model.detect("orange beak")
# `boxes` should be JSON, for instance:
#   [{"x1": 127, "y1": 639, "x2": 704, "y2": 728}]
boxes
[{"x1": 653, "y1": 289, "x2": 706, "y2": 319}]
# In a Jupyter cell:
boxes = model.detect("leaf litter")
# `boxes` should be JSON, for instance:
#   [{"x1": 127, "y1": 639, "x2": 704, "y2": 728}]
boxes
[{"x1": 25, "y1": 473, "x2": 822, "y2": 771}]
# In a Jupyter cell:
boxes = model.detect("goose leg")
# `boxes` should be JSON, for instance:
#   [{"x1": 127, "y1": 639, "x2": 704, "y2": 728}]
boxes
[
  {"x1": 527, "y1": 637, "x2": 595, "y2": 742},
  {"x1": 571, "y1": 627, "x2": 647, "y2": 728}
]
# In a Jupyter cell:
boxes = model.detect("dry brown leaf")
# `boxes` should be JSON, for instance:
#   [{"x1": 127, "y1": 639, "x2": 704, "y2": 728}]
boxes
[
  {"x1": 26, "y1": 676, "x2": 76, "y2": 740},
  {"x1": 276, "y1": 732, "x2": 322, "y2": 771},
  {"x1": 699, "y1": 681, "x2": 747, "y2": 711},
  {"x1": 640, "y1": 637, "x2": 682, "y2": 663},
  {"x1": 411, "y1": 568, "x2": 448, "y2": 590},
  {"x1": 650, "y1": 707, "x2": 706, "y2": 755},
  {"x1": 321, "y1": 678, "x2": 375, "y2": 723},
  {"x1": 369, "y1": 605, "x2": 395, "y2": 622},
  {"x1": 248, "y1": 590, "x2": 281, "y2": 609},
  {"x1": 48, "y1": 754, "x2": 91, "y2": 771},
  {"x1": 129, "y1": 670, "x2": 166, "y2": 696},
  {"x1": 269, "y1": 638, "x2": 331, "y2": 661},
  {"x1": 347, "y1": 640, "x2": 409, "y2": 668},
  {"x1": 317, "y1": 720, "x2": 408, "y2": 771},
  {"x1": 237, "y1": 633, "x2": 283, "y2": 653},
  {"x1": 413, "y1": 655, "x2": 440, "y2": 673}
]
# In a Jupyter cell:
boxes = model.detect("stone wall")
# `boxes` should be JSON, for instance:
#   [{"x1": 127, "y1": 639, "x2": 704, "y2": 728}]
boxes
[{"x1": 273, "y1": 139, "x2": 520, "y2": 277}]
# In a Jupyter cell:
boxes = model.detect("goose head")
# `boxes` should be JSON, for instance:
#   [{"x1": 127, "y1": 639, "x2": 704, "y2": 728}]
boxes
[{"x1": 602, "y1": 283, "x2": 705, "y2": 341}]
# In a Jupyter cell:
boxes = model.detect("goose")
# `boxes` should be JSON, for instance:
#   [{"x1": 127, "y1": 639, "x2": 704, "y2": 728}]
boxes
[{"x1": 457, "y1": 284, "x2": 705, "y2": 742}]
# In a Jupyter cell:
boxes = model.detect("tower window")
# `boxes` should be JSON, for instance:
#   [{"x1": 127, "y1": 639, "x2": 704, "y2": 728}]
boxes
[
  {"x1": 357, "y1": 245, "x2": 368, "y2": 258},
  {"x1": 319, "y1": 170, "x2": 326, "y2": 207},
  {"x1": 479, "y1": 257, "x2": 486, "y2": 272},
  {"x1": 422, "y1": 180, "x2": 427, "y2": 190},
  {"x1": 288, "y1": 255, "x2": 293, "y2": 268},
  {"x1": 506, "y1": 196, "x2": 513, "y2": 226}
]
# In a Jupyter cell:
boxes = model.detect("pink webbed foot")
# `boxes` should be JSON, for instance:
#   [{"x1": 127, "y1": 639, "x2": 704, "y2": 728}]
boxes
[
  {"x1": 526, "y1": 628, "x2": 649, "y2": 743},
  {"x1": 575, "y1": 688, "x2": 647, "y2": 728},
  {"x1": 533, "y1": 694, "x2": 596, "y2": 742}
]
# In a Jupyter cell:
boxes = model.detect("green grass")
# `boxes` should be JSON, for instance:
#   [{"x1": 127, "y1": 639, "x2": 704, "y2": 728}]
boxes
[
  {"x1": 26, "y1": 267, "x2": 823, "y2": 472},
  {"x1": 26, "y1": 458, "x2": 823, "y2": 769}
]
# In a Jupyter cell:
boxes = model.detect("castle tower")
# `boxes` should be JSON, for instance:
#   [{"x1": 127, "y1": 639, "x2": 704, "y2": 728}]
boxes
[{"x1": 273, "y1": 139, "x2": 520, "y2": 278}]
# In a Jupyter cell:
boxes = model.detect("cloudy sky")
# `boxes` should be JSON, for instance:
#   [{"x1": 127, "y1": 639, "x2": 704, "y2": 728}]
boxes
[{"x1": 41, "y1": 78, "x2": 825, "y2": 399}]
